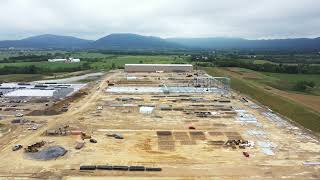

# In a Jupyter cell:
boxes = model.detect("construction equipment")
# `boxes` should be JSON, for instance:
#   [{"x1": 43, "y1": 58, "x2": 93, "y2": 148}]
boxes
[
  {"x1": 15, "y1": 113, "x2": 24, "y2": 117},
  {"x1": 24, "y1": 141, "x2": 46, "y2": 153},
  {"x1": 81, "y1": 132, "x2": 91, "y2": 140},
  {"x1": 106, "y1": 133, "x2": 124, "y2": 139},
  {"x1": 243, "y1": 152, "x2": 250, "y2": 158},
  {"x1": 80, "y1": 165, "x2": 96, "y2": 170},
  {"x1": 46, "y1": 125, "x2": 69, "y2": 136},
  {"x1": 114, "y1": 134, "x2": 123, "y2": 139},
  {"x1": 90, "y1": 139, "x2": 97, "y2": 143}
]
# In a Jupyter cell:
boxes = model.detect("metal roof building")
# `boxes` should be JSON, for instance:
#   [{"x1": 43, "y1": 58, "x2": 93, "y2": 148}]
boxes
[{"x1": 125, "y1": 64, "x2": 193, "y2": 72}]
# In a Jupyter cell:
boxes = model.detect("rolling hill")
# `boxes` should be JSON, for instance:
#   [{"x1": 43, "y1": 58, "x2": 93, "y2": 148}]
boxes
[
  {"x1": 167, "y1": 37, "x2": 320, "y2": 51},
  {"x1": 0, "y1": 33, "x2": 319, "y2": 51},
  {"x1": 0, "y1": 34, "x2": 93, "y2": 49},
  {"x1": 91, "y1": 33, "x2": 182, "y2": 49}
]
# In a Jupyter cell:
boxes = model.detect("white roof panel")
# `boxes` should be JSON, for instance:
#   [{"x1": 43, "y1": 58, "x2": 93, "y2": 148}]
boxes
[{"x1": 4, "y1": 89, "x2": 55, "y2": 97}]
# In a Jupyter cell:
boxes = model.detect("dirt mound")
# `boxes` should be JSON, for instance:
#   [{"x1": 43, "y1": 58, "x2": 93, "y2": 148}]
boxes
[
  {"x1": 26, "y1": 146, "x2": 67, "y2": 160},
  {"x1": 27, "y1": 90, "x2": 88, "y2": 116}
]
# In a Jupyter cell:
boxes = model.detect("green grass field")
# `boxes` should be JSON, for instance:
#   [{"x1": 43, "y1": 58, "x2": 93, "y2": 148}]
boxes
[
  {"x1": 204, "y1": 67, "x2": 320, "y2": 134},
  {"x1": 259, "y1": 72, "x2": 320, "y2": 95},
  {"x1": 253, "y1": 59, "x2": 277, "y2": 64},
  {"x1": 0, "y1": 74, "x2": 45, "y2": 82},
  {"x1": 262, "y1": 72, "x2": 320, "y2": 85},
  {"x1": 0, "y1": 50, "x2": 67, "y2": 61},
  {"x1": 70, "y1": 52, "x2": 116, "y2": 59},
  {"x1": 0, "y1": 54, "x2": 189, "y2": 81},
  {"x1": 89, "y1": 55, "x2": 184, "y2": 69},
  {"x1": 0, "y1": 54, "x2": 186, "y2": 71},
  {"x1": 227, "y1": 67, "x2": 320, "y2": 95}
]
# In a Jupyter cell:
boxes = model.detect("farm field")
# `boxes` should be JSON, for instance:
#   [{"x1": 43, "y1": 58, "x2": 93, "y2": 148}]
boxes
[
  {"x1": 225, "y1": 67, "x2": 320, "y2": 95},
  {"x1": 0, "y1": 53, "x2": 187, "y2": 74},
  {"x1": 204, "y1": 67, "x2": 320, "y2": 134},
  {"x1": 0, "y1": 52, "x2": 187, "y2": 81},
  {"x1": 0, "y1": 74, "x2": 45, "y2": 82},
  {"x1": 253, "y1": 59, "x2": 276, "y2": 64},
  {"x1": 88, "y1": 55, "x2": 185, "y2": 69}
]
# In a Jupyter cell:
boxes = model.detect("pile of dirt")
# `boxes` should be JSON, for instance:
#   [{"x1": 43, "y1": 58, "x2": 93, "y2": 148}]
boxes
[
  {"x1": 27, "y1": 90, "x2": 88, "y2": 116},
  {"x1": 26, "y1": 146, "x2": 67, "y2": 160}
]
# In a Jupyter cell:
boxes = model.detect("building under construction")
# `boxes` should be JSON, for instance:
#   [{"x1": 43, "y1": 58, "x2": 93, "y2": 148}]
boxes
[
  {"x1": 125, "y1": 64, "x2": 193, "y2": 72},
  {"x1": 0, "y1": 66, "x2": 319, "y2": 179}
]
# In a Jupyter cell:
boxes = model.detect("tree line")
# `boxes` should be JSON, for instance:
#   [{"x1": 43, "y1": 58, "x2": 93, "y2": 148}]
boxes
[
  {"x1": 1, "y1": 54, "x2": 54, "y2": 63},
  {"x1": 191, "y1": 55, "x2": 320, "y2": 74},
  {"x1": 0, "y1": 64, "x2": 91, "y2": 75}
]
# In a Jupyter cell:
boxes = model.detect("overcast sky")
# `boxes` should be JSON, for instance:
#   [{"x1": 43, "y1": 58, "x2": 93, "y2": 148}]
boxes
[{"x1": 0, "y1": 0, "x2": 320, "y2": 40}]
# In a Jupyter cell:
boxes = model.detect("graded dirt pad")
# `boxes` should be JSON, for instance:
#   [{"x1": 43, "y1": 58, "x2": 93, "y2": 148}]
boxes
[
  {"x1": 189, "y1": 131, "x2": 206, "y2": 140},
  {"x1": 0, "y1": 70, "x2": 319, "y2": 179},
  {"x1": 173, "y1": 132, "x2": 190, "y2": 140},
  {"x1": 208, "y1": 131, "x2": 224, "y2": 136}
]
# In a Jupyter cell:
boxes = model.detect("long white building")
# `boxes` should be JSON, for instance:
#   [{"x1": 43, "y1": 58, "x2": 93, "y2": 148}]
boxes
[
  {"x1": 125, "y1": 64, "x2": 193, "y2": 72},
  {"x1": 48, "y1": 57, "x2": 80, "y2": 63}
]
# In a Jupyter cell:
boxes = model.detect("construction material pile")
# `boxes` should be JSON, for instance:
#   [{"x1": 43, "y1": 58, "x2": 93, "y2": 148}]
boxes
[
  {"x1": 80, "y1": 165, "x2": 161, "y2": 171},
  {"x1": 26, "y1": 146, "x2": 67, "y2": 160}
]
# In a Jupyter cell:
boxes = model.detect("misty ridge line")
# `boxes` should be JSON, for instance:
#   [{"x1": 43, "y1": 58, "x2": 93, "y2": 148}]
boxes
[
  {"x1": 2, "y1": 33, "x2": 320, "y2": 41},
  {"x1": 0, "y1": 33, "x2": 319, "y2": 51}
]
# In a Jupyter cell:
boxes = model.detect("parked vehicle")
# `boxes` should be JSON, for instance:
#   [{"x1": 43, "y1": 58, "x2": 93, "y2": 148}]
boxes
[
  {"x1": 15, "y1": 113, "x2": 24, "y2": 117},
  {"x1": 243, "y1": 151, "x2": 250, "y2": 158},
  {"x1": 114, "y1": 133, "x2": 124, "y2": 139},
  {"x1": 12, "y1": 144, "x2": 23, "y2": 151},
  {"x1": 97, "y1": 106, "x2": 103, "y2": 110},
  {"x1": 106, "y1": 133, "x2": 124, "y2": 139},
  {"x1": 90, "y1": 139, "x2": 97, "y2": 143}
]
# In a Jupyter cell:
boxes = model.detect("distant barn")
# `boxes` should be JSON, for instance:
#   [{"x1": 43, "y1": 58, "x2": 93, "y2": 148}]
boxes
[{"x1": 124, "y1": 64, "x2": 193, "y2": 72}]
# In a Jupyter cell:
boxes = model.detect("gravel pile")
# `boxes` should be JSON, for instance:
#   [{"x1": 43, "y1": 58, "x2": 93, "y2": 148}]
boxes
[{"x1": 27, "y1": 146, "x2": 67, "y2": 160}]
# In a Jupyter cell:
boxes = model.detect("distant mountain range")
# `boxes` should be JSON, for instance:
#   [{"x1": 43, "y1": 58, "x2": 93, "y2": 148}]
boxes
[
  {"x1": 92, "y1": 33, "x2": 181, "y2": 49},
  {"x1": 0, "y1": 34, "x2": 93, "y2": 49},
  {"x1": 167, "y1": 37, "x2": 320, "y2": 51},
  {"x1": 0, "y1": 33, "x2": 319, "y2": 51}
]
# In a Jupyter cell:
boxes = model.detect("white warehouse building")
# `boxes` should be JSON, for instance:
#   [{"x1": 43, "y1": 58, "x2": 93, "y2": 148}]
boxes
[
  {"x1": 125, "y1": 64, "x2": 193, "y2": 72},
  {"x1": 48, "y1": 57, "x2": 80, "y2": 63}
]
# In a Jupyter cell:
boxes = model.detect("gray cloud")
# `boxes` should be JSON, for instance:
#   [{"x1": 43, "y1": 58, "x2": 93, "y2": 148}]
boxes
[{"x1": 0, "y1": 0, "x2": 319, "y2": 40}]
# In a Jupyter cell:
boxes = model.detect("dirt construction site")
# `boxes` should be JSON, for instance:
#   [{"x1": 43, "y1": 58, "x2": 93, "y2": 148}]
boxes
[{"x1": 0, "y1": 67, "x2": 319, "y2": 179}]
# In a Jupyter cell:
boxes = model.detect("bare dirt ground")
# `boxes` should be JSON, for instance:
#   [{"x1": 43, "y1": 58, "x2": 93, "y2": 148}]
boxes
[{"x1": 0, "y1": 70, "x2": 319, "y2": 179}]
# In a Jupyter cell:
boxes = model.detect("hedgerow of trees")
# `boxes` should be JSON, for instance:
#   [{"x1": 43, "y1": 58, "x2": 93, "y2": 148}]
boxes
[{"x1": 191, "y1": 54, "x2": 320, "y2": 74}]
